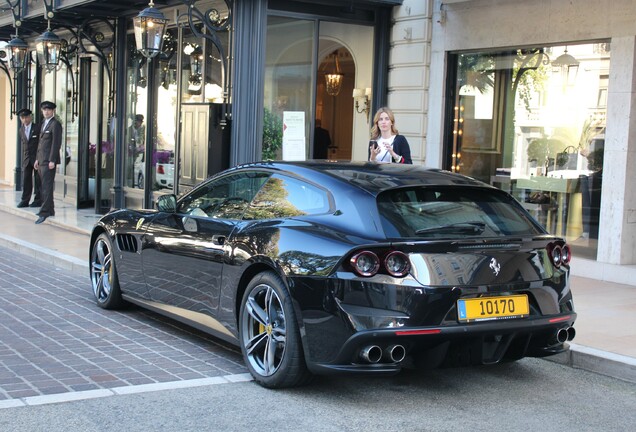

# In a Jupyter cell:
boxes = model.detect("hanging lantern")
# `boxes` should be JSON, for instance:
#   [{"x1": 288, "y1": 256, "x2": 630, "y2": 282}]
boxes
[
  {"x1": 6, "y1": 35, "x2": 29, "y2": 72},
  {"x1": 36, "y1": 28, "x2": 62, "y2": 72},
  {"x1": 552, "y1": 47, "x2": 580, "y2": 86},
  {"x1": 133, "y1": 1, "x2": 168, "y2": 59},
  {"x1": 325, "y1": 51, "x2": 343, "y2": 96}
]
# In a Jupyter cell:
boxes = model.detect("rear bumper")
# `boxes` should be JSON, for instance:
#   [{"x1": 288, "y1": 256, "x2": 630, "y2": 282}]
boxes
[{"x1": 305, "y1": 313, "x2": 576, "y2": 375}]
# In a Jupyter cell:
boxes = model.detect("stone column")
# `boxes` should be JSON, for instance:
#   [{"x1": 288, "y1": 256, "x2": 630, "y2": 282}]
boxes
[
  {"x1": 387, "y1": 0, "x2": 433, "y2": 165},
  {"x1": 598, "y1": 36, "x2": 636, "y2": 264}
]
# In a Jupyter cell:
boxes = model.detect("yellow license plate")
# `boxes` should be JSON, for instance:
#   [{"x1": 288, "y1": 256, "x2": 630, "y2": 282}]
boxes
[{"x1": 457, "y1": 295, "x2": 529, "y2": 322}]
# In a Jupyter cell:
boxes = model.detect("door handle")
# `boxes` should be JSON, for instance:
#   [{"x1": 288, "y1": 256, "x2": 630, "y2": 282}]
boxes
[{"x1": 212, "y1": 235, "x2": 226, "y2": 245}]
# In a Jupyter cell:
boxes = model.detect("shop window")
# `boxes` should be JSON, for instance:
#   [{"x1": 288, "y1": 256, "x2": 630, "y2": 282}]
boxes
[{"x1": 447, "y1": 44, "x2": 610, "y2": 259}]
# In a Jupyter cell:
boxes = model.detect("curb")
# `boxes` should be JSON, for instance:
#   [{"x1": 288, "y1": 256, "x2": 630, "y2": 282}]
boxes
[
  {"x1": 546, "y1": 343, "x2": 636, "y2": 384},
  {"x1": 0, "y1": 232, "x2": 88, "y2": 274}
]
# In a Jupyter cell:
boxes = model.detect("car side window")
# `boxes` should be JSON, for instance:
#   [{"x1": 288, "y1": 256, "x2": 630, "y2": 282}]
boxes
[
  {"x1": 177, "y1": 171, "x2": 270, "y2": 219},
  {"x1": 243, "y1": 174, "x2": 331, "y2": 220}
]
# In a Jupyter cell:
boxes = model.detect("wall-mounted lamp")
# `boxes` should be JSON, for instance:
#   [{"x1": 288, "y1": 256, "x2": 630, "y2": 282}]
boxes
[{"x1": 353, "y1": 87, "x2": 371, "y2": 121}]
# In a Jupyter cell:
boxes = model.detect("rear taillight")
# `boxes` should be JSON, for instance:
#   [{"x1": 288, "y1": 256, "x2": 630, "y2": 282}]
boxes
[
  {"x1": 349, "y1": 250, "x2": 411, "y2": 278},
  {"x1": 157, "y1": 164, "x2": 165, "y2": 174},
  {"x1": 548, "y1": 242, "x2": 571, "y2": 268},
  {"x1": 350, "y1": 251, "x2": 380, "y2": 277},
  {"x1": 384, "y1": 251, "x2": 410, "y2": 277}
]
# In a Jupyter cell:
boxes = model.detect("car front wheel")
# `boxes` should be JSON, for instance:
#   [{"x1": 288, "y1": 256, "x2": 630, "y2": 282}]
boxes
[
  {"x1": 90, "y1": 233, "x2": 123, "y2": 309},
  {"x1": 239, "y1": 271, "x2": 311, "y2": 388}
]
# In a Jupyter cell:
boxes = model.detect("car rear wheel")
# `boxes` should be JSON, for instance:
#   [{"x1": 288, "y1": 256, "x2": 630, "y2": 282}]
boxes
[
  {"x1": 90, "y1": 233, "x2": 123, "y2": 309},
  {"x1": 239, "y1": 271, "x2": 311, "y2": 388}
]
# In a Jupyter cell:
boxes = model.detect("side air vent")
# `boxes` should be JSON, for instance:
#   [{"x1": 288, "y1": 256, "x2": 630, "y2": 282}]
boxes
[{"x1": 116, "y1": 234, "x2": 139, "y2": 253}]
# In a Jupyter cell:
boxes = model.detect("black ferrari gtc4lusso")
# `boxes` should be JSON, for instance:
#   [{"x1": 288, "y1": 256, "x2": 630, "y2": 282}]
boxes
[{"x1": 89, "y1": 161, "x2": 576, "y2": 388}]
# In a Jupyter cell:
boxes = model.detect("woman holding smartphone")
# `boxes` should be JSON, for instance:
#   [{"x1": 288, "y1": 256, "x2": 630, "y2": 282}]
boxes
[{"x1": 368, "y1": 107, "x2": 412, "y2": 164}]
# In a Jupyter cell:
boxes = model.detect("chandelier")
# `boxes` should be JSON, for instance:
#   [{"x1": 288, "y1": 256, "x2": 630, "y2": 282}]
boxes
[{"x1": 325, "y1": 50, "x2": 343, "y2": 96}]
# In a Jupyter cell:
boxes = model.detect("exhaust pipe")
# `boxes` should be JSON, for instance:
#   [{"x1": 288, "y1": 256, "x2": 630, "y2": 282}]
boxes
[
  {"x1": 360, "y1": 345, "x2": 382, "y2": 363},
  {"x1": 567, "y1": 326, "x2": 576, "y2": 341},
  {"x1": 384, "y1": 345, "x2": 406, "y2": 363},
  {"x1": 555, "y1": 328, "x2": 568, "y2": 344}
]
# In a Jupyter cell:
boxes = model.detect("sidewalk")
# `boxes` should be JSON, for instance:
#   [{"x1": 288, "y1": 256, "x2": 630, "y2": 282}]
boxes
[{"x1": 1, "y1": 184, "x2": 635, "y2": 383}]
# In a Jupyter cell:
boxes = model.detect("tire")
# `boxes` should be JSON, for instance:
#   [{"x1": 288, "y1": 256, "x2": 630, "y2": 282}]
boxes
[
  {"x1": 239, "y1": 271, "x2": 312, "y2": 388},
  {"x1": 90, "y1": 233, "x2": 123, "y2": 309}
]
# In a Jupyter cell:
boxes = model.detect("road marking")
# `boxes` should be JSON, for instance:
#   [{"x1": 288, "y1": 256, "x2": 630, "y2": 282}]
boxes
[{"x1": 0, "y1": 373, "x2": 253, "y2": 409}]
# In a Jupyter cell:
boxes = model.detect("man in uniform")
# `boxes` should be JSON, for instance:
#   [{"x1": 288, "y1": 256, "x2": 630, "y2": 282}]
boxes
[
  {"x1": 16, "y1": 108, "x2": 42, "y2": 208},
  {"x1": 34, "y1": 101, "x2": 63, "y2": 224}
]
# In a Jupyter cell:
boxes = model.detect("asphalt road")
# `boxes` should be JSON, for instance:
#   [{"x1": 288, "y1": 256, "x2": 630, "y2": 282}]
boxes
[
  {"x1": 1, "y1": 358, "x2": 635, "y2": 432},
  {"x1": 1, "y1": 245, "x2": 636, "y2": 431}
]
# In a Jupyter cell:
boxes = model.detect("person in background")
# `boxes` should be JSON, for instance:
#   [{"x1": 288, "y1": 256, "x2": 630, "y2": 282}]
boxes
[
  {"x1": 368, "y1": 107, "x2": 412, "y2": 164},
  {"x1": 33, "y1": 101, "x2": 63, "y2": 225},
  {"x1": 16, "y1": 108, "x2": 42, "y2": 208},
  {"x1": 313, "y1": 119, "x2": 332, "y2": 159},
  {"x1": 130, "y1": 114, "x2": 146, "y2": 154}
]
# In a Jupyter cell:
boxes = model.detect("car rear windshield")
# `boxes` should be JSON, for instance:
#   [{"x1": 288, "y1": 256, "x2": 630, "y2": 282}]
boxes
[{"x1": 377, "y1": 186, "x2": 543, "y2": 239}]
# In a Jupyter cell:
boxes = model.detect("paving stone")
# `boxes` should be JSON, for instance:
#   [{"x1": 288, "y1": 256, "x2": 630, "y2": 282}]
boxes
[{"x1": 0, "y1": 244, "x2": 247, "y2": 399}]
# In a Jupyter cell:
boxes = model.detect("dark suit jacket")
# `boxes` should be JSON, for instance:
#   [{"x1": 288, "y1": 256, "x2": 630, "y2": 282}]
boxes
[
  {"x1": 37, "y1": 116, "x2": 63, "y2": 165},
  {"x1": 19, "y1": 122, "x2": 41, "y2": 168}
]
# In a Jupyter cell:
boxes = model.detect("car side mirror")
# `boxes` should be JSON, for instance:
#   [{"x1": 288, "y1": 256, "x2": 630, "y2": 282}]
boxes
[{"x1": 156, "y1": 194, "x2": 177, "y2": 213}]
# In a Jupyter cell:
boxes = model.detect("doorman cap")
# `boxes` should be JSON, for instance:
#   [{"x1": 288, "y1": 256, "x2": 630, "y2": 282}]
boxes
[
  {"x1": 17, "y1": 108, "x2": 33, "y2": 117},
  {"x1": 40, "y1": 101, "x2": 56, "y2": 109}
]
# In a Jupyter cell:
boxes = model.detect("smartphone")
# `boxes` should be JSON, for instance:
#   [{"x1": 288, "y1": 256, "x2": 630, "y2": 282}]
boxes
[{"x1": 369, "y1": 140, "x2": 378, "y2": 150}]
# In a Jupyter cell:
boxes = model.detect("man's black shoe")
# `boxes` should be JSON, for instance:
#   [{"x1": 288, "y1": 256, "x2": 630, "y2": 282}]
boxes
[
  {"x1": 35, "y1": 216, "x2": 47, "y2": 224},
  {"x1": 17, "y1": 201, "x2": 29, "y2": 208},
  {"x1": 29, "y1": 201, "x2": 42, "y2": 207}
]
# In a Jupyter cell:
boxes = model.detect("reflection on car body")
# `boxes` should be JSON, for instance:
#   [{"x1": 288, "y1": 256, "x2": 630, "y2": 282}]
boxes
[{"x1": 89, "y1": 161, "x2": 576, "y2": 388}]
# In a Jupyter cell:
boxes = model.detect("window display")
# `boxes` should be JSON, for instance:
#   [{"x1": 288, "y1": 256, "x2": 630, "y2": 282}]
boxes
[{"x1": 449, "y1": 43, "x2": 609, "y2": 259}]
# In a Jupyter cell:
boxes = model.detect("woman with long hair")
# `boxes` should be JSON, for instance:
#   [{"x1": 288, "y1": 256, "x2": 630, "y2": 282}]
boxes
[{"x1": 368, "y1": 107, "x2": 412, "y2": 164}]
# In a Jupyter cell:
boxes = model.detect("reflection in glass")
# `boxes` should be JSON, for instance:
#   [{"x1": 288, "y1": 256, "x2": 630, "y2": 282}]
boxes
[
  {"x1": 264, "y1": 17, "x2": 314, "y2": 160},
  {"x1": 245, "y1": 176, "x2": 330, "y2": 220},
  {"x1": 450, "y1": 44, "x2": 609, "y2": 259}
]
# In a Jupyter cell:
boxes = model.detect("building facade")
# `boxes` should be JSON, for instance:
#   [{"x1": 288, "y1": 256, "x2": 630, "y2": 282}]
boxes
[
  {"x1": 1, "y1": 0, "x2": 401, "y2": 211},
  {"x1": 2, "y1": 0, "x2": 636, "y2": 283}
]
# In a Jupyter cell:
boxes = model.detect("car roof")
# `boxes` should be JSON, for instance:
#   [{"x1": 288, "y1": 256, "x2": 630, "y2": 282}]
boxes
[{"x1": 232, "y1": 161, "x2": 490, "y2": 196}]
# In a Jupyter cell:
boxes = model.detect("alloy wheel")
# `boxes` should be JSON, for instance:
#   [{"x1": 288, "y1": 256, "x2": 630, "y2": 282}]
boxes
[
  {"x1": 91, "y1": 237, "x2": 113, "y2": 303},
  {"x1": 241, "y1": 283, "x2": 287, "y2": 377}
]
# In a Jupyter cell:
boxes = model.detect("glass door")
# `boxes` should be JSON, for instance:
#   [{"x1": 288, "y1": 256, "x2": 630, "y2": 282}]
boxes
[
  {"x1": 263, "y1": 16, "x2": 374, "y2": 162},
  {"x1": 263, "y1": 16, "x2": 315, "y2": 160}
]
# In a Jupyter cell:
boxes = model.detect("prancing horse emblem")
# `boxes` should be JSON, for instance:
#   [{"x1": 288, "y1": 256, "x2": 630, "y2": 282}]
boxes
[{"x1": 489, "y1": 258, "x2": 501, "y2": 276}]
